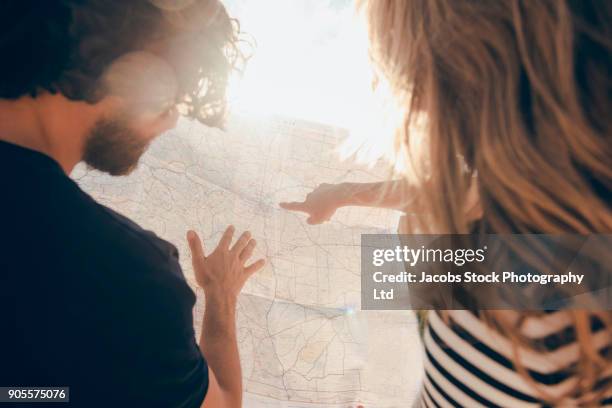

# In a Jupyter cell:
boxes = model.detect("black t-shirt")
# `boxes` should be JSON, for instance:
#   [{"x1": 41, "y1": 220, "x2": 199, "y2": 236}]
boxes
[{"x1": 0, "y1": 141, "x2": 208, "y2": 407}]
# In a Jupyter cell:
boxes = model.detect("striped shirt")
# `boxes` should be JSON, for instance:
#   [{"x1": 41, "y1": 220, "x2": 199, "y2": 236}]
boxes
[{"x1": 419, "y1": 310, "x2": 612, "y2": 407}]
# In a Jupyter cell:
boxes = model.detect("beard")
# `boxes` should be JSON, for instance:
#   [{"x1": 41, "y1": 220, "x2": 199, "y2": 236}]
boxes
[{"x1": 82, "y1": 114, "x2": 151, "y2": 176}]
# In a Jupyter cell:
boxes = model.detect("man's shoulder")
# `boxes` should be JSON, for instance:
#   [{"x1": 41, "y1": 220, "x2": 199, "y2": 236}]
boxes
[
  {"x1": 72, "y1": 185, "x2": 183, "y2": 274},
  {"x1": 5, "y1": 164, "x2": 186, "y2": 281},
  {"x1": 91, "y1": 201, "x2": 183, "y2": 271}
]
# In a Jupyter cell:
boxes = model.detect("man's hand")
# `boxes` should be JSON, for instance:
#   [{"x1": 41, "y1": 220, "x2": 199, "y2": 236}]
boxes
[
  {"x1": 187, "y1": 225, "x2": 265, "y2": 408},
  {"x1": 187, "y1": 226, "x2": 265, "y2": 300},
  {"x1": 279, "y1": 183, "x2": 346, "y2": 225}
]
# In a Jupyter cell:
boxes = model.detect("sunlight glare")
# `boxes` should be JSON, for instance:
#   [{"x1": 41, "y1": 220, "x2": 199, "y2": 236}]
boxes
[{"x1": 226, "y1": 1, "x2": 374, "y2": 129}]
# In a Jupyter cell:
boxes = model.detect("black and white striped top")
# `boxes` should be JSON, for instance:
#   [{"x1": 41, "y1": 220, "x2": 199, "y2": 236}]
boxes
[{"x1": 419, "y1": 310, "x2": 612, "y2": 407}]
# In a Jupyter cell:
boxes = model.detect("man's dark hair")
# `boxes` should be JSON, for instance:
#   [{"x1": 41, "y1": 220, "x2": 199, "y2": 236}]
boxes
[{"x1": 0, "y1": 0, "x2": 245, "y2": 126}]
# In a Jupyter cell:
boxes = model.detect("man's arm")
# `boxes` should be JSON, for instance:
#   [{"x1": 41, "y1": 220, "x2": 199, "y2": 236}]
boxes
[
  {"x1": 186, "y1": 226, "x2": 265, "y2": 408},
  {"x1": 199, "y1": 296, "x2": 241, "y2": 408}
]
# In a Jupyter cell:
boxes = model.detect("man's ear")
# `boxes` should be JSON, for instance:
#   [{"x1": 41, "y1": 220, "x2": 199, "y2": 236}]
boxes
[
  {"x1": 101, "y1": 51, "x2": 179, "y2": 116},
  {"x1": 95, "y1": 93, "x2": 179, "y2": 137},
  {"x1": 97, "y1": 51, "x2": 180, "y2": 135}
]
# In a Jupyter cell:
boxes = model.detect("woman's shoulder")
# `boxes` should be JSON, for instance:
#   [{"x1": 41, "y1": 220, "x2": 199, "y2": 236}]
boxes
[{"x1": 420, "y1": 310, "x2": 612, "y2": 407}]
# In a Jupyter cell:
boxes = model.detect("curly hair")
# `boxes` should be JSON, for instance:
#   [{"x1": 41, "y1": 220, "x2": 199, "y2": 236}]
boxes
[{"x1": 0, "y1": 0, "x2": 246, "y2": 127}]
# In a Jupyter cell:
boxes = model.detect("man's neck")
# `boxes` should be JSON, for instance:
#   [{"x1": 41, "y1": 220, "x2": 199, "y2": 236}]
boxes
[{"x1": 0, "y1": 94, "x2": 98, "y2": 174}]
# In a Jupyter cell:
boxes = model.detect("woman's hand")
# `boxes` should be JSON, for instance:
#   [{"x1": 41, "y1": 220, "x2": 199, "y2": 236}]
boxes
[
  {"x1": 279, "y1": 183, "x2": 346, "y2": 224},
  {"x1": 187, "y1": 226, "x2": 265, "y2": 303}
]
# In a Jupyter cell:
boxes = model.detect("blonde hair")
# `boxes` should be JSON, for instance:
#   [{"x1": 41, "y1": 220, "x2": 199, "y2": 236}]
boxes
[{"x1": 361, "y1": 0, "x2": 612, "y2": 404}]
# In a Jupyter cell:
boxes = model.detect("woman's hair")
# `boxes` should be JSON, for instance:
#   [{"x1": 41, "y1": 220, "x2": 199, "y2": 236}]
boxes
[
  {"x1": 363, "y1": 0, "x2": 611, "y2": 234},
  {"x1": 362, "y1": 0, "x2": 611, "y2": 404},
  {"x1": 0, "y1": 0, "x2": 246, "y2": 126}
]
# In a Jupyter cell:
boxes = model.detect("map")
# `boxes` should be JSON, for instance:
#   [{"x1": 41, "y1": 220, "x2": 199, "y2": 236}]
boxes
[{"x1": 73, "y1": 114, "x2": 423, "y2": 407}]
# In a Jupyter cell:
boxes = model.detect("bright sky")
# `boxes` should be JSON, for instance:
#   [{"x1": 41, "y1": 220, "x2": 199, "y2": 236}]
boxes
[{"x1": 225, "y1": 0, "x2": 377, "y2": 129}]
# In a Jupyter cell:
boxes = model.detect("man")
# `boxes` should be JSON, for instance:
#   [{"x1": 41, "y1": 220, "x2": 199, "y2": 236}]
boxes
[{"x1": 0, "y1": 1, "x2": 264, "y2": 407}]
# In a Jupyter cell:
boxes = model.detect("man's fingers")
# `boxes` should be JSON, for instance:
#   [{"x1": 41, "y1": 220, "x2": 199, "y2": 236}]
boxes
[
  {"x1": 279, "y1": 201, "x2": 308, "y2": 213},
  {"x1": 187, "y1": 230, "x2": 206, "y2": 261},
  {"x1": 244, "y1": 258, "x2": 266, "y2": 276},
  {"x1": 239, "y1": 239, "x2": 257, "y2": 261},
  {"x1": 231, "y1": 231, "x2": 251, "y2": 254},
  {"x1": 218, "y1": 225, "x2": 235, "y2": 249}
]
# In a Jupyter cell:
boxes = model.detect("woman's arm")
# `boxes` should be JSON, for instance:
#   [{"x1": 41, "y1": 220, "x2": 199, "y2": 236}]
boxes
[
  {"x1": 279, "y1": 180, "x2": 418, "y2": 224},
  {"x1": 280, "y1": 179, "x2": 481, "y2": 225}
]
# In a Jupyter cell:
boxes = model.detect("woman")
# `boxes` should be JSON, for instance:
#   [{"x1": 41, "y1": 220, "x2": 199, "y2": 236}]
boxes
[{"x1": 281, "y1": 0, "x2": 611, "y2": 406}]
